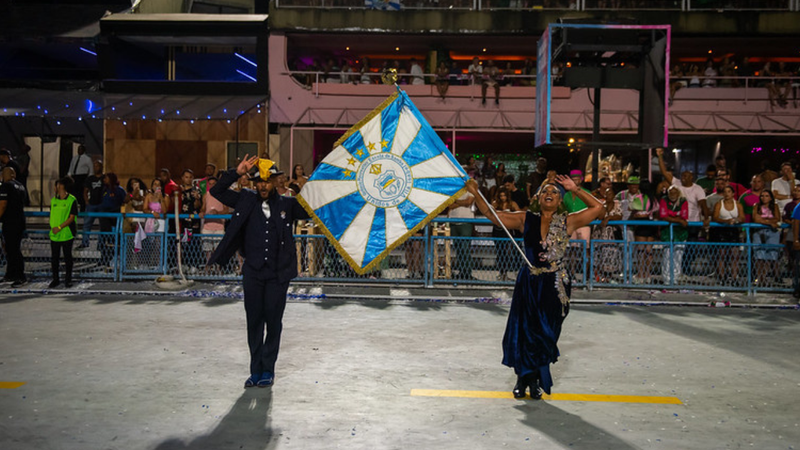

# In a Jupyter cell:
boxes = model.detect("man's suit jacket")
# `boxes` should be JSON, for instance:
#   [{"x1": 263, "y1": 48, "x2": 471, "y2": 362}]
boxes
[{"x1": 209, "y1": 169, "x2": 309, "y2": 283}]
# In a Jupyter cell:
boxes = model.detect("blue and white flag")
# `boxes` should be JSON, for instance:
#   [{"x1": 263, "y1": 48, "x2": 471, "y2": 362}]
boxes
[
  {"x1": 365, "y1": 0, "x2": 402, "y2": 10},
  {"x1": 297, "y1": 90, "x2": 468, "y2": 274}
]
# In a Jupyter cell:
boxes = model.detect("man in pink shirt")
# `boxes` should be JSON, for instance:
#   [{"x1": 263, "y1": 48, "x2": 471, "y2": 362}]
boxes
[{"x1": 715, "y1": 168, "x2": 747, "y2": 200}]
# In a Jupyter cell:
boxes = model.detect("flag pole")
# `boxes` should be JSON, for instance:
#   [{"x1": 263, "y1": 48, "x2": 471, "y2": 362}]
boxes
[{"x1": 474, "y1": 188, "x2": 534, "y2": 270}]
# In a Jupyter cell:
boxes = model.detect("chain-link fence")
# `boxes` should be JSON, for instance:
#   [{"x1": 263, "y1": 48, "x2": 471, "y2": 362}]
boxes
[{"x1": 0, "y1": 212, "x2": 793, "y2": 294}]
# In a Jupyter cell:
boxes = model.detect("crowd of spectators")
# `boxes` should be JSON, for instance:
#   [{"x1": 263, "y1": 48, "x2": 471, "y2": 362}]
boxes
[
  {"x1": 288, "y1": 56, "x2": 538, "y2": 103},
  {"x1": 1, "y1": 144, "x2": 798, "y2": 296},
  {"x1": 452, "y1": 151, "x2": 800, "y2": 294},
  {"x1": 670, "y1": 57, "x2": 800, "y2": 107}
]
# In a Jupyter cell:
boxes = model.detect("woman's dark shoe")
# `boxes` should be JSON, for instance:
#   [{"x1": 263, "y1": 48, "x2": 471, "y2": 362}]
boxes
[
  {"x1": 512, "y1": 376, "x2": 527, "y2": 399},
  {"x1": 528, "y1": 375, "x2": 543, "y2": 400}
]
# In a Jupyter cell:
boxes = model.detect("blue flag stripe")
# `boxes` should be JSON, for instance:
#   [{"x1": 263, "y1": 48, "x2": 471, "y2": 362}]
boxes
[
  {"x1": 401, "y1": 129, "x2": 444, "y2": 167},
  {"x1": 380, "y1": 96, "x2": 402, "y2": 154},
  {"x1": 362, "y1": 207, "x2": 387, "y2": 267},
  {"x1": 396, "y1": 199, "x2": 427, "y2": 231},
  {"x1": 412, "y1": 177, "x2": 465, "y2": 197},
  {"x1": 307, "y1": 162, "x2": 353, "y2": 182},
  {"x1": 341, "y1": 131, "x2": 370, "y2": 162},
  {"x1": 314, "y1": 191, "x2": 367, "y2": 240}
]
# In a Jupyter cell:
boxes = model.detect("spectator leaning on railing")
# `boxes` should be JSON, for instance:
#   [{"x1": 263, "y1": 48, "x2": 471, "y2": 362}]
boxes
[
  {"x1": 713, "y1": 185, "x2": 745, "y2": 284},
  {"x1": 656, "y1": 147, "x2": 710, "y2": 276},
  {"x1": 658, "y1": 185, "x2": 689, "y2": 282},
  {"x1": 616, "y1": 176, "x2": 657, "y2": 282},
  {"x1": 752, "y1": 190, "x2": 783, "y2": 286},
  {"x1": 657, "y1": 148, "x2": 710, "y2": 231}
]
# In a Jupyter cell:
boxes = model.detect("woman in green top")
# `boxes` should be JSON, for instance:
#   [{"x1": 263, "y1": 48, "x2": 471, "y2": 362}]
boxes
[{"x1": 49, "y1": 177, "x2": 78, "y2": 288}]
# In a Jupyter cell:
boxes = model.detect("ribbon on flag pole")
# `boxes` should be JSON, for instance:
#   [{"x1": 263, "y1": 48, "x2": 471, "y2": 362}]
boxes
[{"x1": 297, "y1": 89, "x2": 468, "y2": 274}]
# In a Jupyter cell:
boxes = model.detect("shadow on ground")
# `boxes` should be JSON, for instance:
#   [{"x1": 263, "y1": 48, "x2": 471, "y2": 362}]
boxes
[
  {"x1": 581, "y1": 305, "x2": 800, "y2": 371},
  {"x1": 152, "y1": 389, "x2": 277, "y2": 450},
  {"x1": 517, "y1": 401, "x2": 639, "y2": 450}
]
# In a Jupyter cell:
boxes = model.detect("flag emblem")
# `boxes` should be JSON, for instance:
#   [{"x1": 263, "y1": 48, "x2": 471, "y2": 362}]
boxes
[{"x1": 297, "y1": 90, "x2": 468, "y2": 274}]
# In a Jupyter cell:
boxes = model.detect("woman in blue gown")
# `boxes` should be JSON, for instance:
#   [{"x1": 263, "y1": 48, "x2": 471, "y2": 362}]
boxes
[{"x1": 467, "y1": 175, "x2": 604, "y2": 399}]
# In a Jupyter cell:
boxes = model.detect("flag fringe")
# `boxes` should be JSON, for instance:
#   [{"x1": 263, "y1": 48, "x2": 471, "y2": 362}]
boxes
[
  {"x1": 333, "y1": 92, "x2": 400, "y2": 149},
  {"x1": 296, "y1": 186, "x2": 467, "y2": 276}
]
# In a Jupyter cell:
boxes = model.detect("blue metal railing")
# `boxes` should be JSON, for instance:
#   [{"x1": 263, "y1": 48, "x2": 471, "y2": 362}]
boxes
[{"x1": 3, "y1": 211, "x2": 793, "y2": 294}]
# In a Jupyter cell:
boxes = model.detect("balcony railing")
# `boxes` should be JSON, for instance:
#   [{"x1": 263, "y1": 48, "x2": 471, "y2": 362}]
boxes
[{"x1": 274, "y1": 0, "x2": 800, "y2": 11}]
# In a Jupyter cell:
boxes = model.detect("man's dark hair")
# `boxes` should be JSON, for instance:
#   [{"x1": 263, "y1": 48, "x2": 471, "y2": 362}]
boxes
[
  {"x1": 502, "y1": 174, "x2": 515, "y2": 184},
  {"x1": 160, "y1": 168, "x2": 170, "y2": 176},
  {"x1": 181, "y1": 169, "x2": 194, "y2": 176},
  {"x1": 598, "y1": 177, "x2": 610, "y2": 185},
  {"x1": 206, "y1": 163, "x2": 217, "y2": 170},
  {"x1": 715, "y1": 154, "x2": 726, "y2": 161},
  {"x1": 706, "y1": 164, "x2": 717, "y2": 173},
  {"x1": 781, "y1": 161, "x2": 793, "y2": 169},
  {"x1": 207, "y1": 176, "x2": 218, "y2": 183}
]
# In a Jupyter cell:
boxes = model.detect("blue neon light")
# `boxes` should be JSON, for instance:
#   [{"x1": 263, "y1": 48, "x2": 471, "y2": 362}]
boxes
[
  {"x1": 234, "y1": 53, "x2": 257, "y2": 67},
  {"x1": 236, "y1": 70, "x2": 256, "y2": 82},
  {"x1": 80, "y1": 47, "x2": 97, "y2": 56}
]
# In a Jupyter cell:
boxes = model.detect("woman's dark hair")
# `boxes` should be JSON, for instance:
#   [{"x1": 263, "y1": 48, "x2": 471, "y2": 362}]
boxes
[
  {"x1": 494, "y1": 187, "x2": 509, "y2": 204},
  {"x1": 126, "y1": 177, "x2": 145, "y2": 194},
  {"x1": 759, "y1": 189, "x2": 777, "y2": 212},
  {"x1": 104, "y1": 172, "x2": 119, "y2": 187},
  {"x1": 292, "y1": 164, "x2": 305, "y2": 180}
]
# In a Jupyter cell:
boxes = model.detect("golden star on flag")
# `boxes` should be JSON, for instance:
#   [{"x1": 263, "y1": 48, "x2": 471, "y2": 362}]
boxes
[
  {"x1": 356, "y1": 148, "x2": 365, "y2": 157},
  {"x1": 381, "y1": 139, "x2": 389, "y2": 149},
  {"x1": 343, "y1": 169, "x2": 353, "y2": 177},
  {"x1": 369, "y1": 164, "x2": 382, "y2": 175},
  {"x1": 367, "y1": 142, "x2": 376, "y2": 152},
  {"x1": 347, "y1": 156, "x2": 358, "y2": 166}
]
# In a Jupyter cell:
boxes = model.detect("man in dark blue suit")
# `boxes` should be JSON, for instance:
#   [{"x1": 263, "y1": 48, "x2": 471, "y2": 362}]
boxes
[{"x1": 209, "y1": 155, "x2": 309, "y2": 388}]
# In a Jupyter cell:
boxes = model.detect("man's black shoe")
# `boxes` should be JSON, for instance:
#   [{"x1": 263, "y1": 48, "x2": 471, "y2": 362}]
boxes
[
  {"x1": 257, "y1": 372, "x2": 274, "y2": 387},
  {"x1": 244, "y1": 374, "x2": 259, "y2": 388},
  {"x1": 48, "y1": 280, "x2": 60, "y2": 289},
  {"x1": 11, "y1": 279, "x2": 27, "y2": 288}
]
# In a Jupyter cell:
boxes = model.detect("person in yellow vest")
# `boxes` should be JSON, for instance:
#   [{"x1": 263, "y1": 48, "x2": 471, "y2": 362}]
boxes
[{"x1": 49, "y1": 177, "x2": 78, "y2": 288}]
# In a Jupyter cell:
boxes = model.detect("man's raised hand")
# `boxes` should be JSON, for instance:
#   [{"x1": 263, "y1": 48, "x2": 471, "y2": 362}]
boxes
[{"x1": 237, "y1": 154, "x2": 259, "y2": 176}]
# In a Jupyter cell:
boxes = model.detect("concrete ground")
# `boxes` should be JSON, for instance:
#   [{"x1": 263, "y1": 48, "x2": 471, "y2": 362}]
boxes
[{"x1": 1, "y1": 292, "x2": 799, "y2": 450}]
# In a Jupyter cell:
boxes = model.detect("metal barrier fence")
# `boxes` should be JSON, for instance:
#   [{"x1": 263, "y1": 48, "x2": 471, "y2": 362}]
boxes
[
  {"x1": 2, "y1": 212, "x2": 793, "y2": 295},
  {"x1": 274, "y1": 0, "x2": 799, "y2": 11}
]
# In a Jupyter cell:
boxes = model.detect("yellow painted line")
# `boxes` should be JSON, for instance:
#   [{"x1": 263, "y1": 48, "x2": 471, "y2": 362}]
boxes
[
  {"x1": 410, "y1": 389, "x2": 682, "y2": 405},
  {"x1": 0, "y1": 382, "x2": 26, "y2": 389}
]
